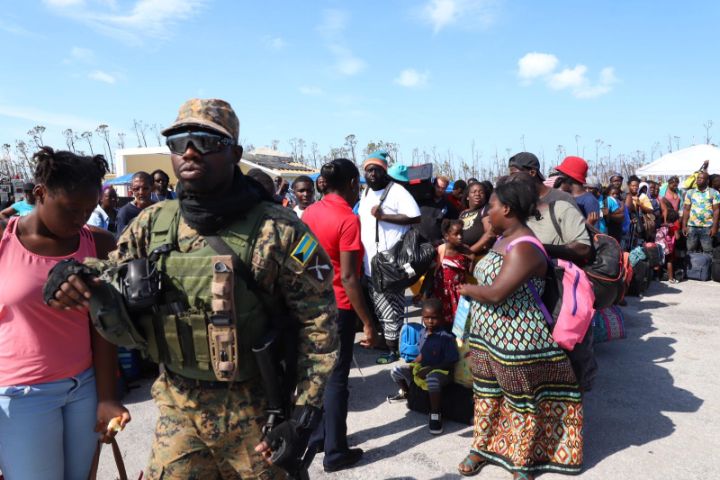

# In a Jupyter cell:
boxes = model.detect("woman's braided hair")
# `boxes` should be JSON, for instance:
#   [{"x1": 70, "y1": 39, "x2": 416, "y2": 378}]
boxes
[{"x1": 33, "y1": 147, "x2": 109, "y2": 193}]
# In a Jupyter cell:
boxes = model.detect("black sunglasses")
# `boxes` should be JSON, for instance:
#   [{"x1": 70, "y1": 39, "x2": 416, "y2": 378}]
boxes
[{"x1": 165, "y1": 131, "x2": 233, "y2": 155}]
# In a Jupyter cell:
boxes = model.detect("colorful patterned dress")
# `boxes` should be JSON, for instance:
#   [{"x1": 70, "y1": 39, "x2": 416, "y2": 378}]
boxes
[{"x1": 468, "y1": 250, "x2": 583, "y2": 475}]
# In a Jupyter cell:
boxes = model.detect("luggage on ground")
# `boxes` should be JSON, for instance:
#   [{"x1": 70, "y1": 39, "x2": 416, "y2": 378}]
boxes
[
  {"x1": 593, "y1": 306, "x2": 626, "y2": 343},
  {"x1": 686, "y1": 252, "x2": 712, "y2": 281},
  {"x1": 584, "y1": 229, "x2": 626, "y2": 309},
  {"x1": 628, "y1": 259, "x2": 650, "y2": 295},
  {"x1": 712, "y1": 260, "x2": 720, "y2": 283},
  {"x1": 407, "y1": 380, "x2": 473, "y2": 425}
]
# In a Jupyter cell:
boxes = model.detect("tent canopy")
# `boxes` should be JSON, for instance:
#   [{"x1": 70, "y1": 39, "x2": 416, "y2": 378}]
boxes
[
  {"x1": 103, "y1": 173, "x2": 135, "y2": 186},
  {"x1": 637, "y1": 144, "x2": 720, "y2": 176}
]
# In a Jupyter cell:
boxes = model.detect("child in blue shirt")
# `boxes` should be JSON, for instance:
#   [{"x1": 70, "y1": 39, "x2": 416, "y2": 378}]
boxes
[{"x1": 387, "y1": 298, "x2": 458, "y2": 435}]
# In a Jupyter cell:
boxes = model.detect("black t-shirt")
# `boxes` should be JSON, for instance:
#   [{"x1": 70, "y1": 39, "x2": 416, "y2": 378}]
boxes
[
  {"x1": 115, "y1": 202, "x2": 144, "y2": 238},
  {"x1": 416, "y1": 197, "x2": 459, "y2": 245},
  {"x1": 459, "y1": 207, "x2": 486, "y2": 247}
]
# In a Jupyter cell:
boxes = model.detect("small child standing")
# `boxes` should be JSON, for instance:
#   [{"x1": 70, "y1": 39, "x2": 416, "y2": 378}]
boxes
[
  {"x1": 387, "y1": 299, "x2": 459, "y2": 435},
  {"x1": 431, "y1": 219, "x2": 472, "y2": 327}
]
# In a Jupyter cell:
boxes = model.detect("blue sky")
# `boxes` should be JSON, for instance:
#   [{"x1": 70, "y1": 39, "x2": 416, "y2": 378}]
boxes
[{"x1": 1, "y1": 0, "x2": 719, "y2": 172}]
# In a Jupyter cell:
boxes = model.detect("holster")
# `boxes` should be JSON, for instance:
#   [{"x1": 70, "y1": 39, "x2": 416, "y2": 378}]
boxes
[{"x1": 208, "y1": 256, "x2": 240, "y2": 381}]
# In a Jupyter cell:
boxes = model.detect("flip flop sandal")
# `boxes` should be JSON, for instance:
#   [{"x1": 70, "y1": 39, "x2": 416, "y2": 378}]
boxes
[
  {"x1": 513, "y1": 472, "x2": 535, "y2": 480},
  {"x1": 457, "y1": 454, "x2": 486, "y2": 477}
]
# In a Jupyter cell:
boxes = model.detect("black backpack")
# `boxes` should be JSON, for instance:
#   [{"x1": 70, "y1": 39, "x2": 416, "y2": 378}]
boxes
[{"x1": 548, "y1": 203, "x2": 625, "y2": 309}]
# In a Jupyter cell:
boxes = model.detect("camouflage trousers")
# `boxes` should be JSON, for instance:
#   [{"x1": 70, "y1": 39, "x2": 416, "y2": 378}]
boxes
[{"x1": 145, "y1": 371, "x2": 286, "y2": 480}]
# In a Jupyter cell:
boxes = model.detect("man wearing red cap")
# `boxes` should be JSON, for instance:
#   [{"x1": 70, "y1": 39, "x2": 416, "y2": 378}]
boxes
[
  {"x1": 508, "y1": 152, "x2": 592, "y2": 265},
  {"x1": 556, "y1": 156, "x2": 600, "y2": 226}
]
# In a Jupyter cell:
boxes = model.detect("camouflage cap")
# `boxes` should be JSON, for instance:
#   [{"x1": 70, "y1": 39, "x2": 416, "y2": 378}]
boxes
[{"x1": 161, "y1": 98, "x2": 239, "y2": 142}]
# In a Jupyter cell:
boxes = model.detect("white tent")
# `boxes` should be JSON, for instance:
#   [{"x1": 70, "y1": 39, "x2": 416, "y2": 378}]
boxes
[{"x1": 636, "y1": 144, "x2": 720, "y2": 176}]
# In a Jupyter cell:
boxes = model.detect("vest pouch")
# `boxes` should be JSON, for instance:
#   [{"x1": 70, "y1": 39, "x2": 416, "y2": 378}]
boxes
[{"x1": 136, "y1": 312, "x2": 166, "y2": 364}]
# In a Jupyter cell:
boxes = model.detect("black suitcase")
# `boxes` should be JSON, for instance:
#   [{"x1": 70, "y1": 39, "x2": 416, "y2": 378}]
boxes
[
  {"x1": 712, "y1": 260, "x2": 720, "y2": 283},
  {"x1": 407, "y1": 381, "x2": 473, "y2": 425}
]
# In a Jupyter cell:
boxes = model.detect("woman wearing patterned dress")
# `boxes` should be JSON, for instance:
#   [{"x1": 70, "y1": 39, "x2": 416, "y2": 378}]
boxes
[{"x1": 456, "y1": 174, "x2": 583, "y2": 479}]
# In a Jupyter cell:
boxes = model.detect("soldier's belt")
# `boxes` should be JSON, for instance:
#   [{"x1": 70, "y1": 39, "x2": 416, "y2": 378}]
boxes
[{"x1": 164, "y1": 367, "x2": 256, "y2": 390}]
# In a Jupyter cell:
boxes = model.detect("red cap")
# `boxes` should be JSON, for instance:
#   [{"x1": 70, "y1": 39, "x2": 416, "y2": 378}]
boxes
[{"x1": 556, "y1": 156, "x2": 588, "y2": 185}]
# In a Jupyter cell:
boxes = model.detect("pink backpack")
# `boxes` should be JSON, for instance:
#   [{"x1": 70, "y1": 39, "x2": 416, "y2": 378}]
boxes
[{"x1": 506, "y1": 236, "x2": 596, "y2": 351}]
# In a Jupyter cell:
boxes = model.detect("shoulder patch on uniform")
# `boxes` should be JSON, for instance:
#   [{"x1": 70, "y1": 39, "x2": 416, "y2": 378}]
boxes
[{"x1": 290, "y1": 232, "x2": 318, "y2": 266}]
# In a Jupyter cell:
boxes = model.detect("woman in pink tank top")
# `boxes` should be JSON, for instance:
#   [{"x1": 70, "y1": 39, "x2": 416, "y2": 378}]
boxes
[{"x1": 0, "y1": 147, "x2": 131, "y2": 480}]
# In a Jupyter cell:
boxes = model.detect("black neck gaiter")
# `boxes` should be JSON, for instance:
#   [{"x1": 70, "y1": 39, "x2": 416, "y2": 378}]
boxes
[{"x1": 175, "y1": 167, "x2": 264, "y2": 235}]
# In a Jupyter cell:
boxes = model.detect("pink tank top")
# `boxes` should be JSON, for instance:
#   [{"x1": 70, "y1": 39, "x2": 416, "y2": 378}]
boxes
[{"x1": 0, "y1": 217, "x2": 97, "y2": 386}]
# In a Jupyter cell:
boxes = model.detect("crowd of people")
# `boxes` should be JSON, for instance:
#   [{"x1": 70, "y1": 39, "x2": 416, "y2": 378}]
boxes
[{"x1": 1, "y1": 96, "x2": 719, "y2": 480}]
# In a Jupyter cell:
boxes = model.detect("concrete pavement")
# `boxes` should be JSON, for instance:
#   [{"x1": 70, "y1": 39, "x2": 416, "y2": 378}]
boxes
[{"x1": 100, "y1": 280, "x2": 718, "y2": 479}]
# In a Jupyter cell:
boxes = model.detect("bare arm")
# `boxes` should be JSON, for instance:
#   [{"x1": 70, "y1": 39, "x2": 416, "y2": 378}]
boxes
[
  {"x1": 339, "y1": 250, "x2": 377, "y2": 348},
  {"x1": 468, "y1": 216, "x2": 495, "y2": 254},
  {"x1": 544, "y1": 242, "x2": 592, "y2": 265},
  {"x1": 458, "y1": 242, "x2": 546, "y2": 305},
  {"x1": 0, "y1": 206, "x2": 17, "y2": 219},
  {"x1": 372, "y1": 206, "x2": 420, "y2": 225}
]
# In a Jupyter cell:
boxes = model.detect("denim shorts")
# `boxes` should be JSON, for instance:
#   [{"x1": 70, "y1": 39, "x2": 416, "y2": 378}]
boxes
[{"x1": 0, "y1": 368, "x2": 98, "y2": 480}]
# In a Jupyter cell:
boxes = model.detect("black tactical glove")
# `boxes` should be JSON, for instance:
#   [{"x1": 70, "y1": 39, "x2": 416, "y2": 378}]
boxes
[
  {"x1": 43, "y1": 259, "x2": 98, "y2": 305},
  {"x1": 265, "y1": 405, "x2": 321, "y2": 477}
]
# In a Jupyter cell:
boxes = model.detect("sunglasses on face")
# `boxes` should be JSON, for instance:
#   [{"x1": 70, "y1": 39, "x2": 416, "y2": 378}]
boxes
[{"x1": 165, "y1": 131, "x2": 233, "y2": 155}]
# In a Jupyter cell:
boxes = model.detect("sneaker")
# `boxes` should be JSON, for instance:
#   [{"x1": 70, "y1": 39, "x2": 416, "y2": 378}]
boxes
[
  {"x1": 429, "y1": 413, "x2": 443, "y2": 435},
  {"x1": 387, "y1": 389, "x2": 408, "y2": 403},
  {"x1": 323, "y1": 448, "x2": 364, "y2": 473},
  {"x1": 376, "y1": 352, "x2": 399, "y2": 365}
]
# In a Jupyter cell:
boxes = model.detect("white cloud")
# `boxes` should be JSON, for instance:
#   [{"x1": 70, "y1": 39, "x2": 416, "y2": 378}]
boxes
[
  {"x1": 263, "y1": 36, "x2": 286, "y2": 50},
  {"x1": 330, "y1": 45, "x2": 366, "y2": 76},
  {"x1": 317, "y1": 11, "x2": 366, "y2": 77},
  {"x1": 517, "y1": 52, "x2": 618, "y2": 99},
  {"x1": 89, "y1": 70, "x2": 116, "y2": 84},
  {"x1": 517, "y1": 52, "x2": 559, "y2": 80},
  {"x1": 394, "y1": 69, "x2": 429, "y2": 88},
  {"x1": 548, "y1": 65, "x2": 587, "y2": 90},
  {"x1": 318, "y1": 9, "x2": 348, "y2": 38},
  {"x1": 44, "y1": 0, "x2": 206, "y2": 45},
  {"x1": 420, "y1": 0, "x2": 498, "y2": 33},
  {"x1": 70, "y1": 46, "x2": 94, "y2": 62},
  {"x1": 299, "y1": 86, "x2": 323, "y2": 96},
  {"x1": 0, "y1": 104, "x2": 98, "y2": 130}
]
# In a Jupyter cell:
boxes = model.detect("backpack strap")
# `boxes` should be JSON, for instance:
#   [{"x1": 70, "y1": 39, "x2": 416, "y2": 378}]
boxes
[
  {"x1": 505, "y1": 235, "x2": 554, "y2": 326},
  {"x1": 548, "y1": 201, "x2": 565, "y2": 243},
  {"x1": 375, "y1": 182, "x2": 394, "y2": 247},
  {"x1": 505, "y1": 235, "x2": 549, "y2": 258}
]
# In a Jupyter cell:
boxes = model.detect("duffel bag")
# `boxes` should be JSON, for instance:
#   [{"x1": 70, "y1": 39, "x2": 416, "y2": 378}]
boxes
[
  {"x1": 584, "y1": 229, "x2": 625, "y2": 309},
  {"x1": 371, "y1": 228, "x2": 435, "y2": 292}
]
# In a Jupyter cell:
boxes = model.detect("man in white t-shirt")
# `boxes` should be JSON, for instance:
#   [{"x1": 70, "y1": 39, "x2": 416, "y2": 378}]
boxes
[{"x1": 358, "y1": 150, "x2": 421, "y2": 364}]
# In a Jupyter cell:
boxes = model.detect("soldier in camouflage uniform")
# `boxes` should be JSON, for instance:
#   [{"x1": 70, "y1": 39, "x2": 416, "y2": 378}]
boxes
[{"x1": 46, "y1": 98, "x2": 338, "y2": 479}]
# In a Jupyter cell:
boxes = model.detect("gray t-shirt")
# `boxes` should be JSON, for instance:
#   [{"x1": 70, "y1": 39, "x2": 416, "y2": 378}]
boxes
[{"x1": 528, "y1": 189, "x2": 591, "y2": 246}]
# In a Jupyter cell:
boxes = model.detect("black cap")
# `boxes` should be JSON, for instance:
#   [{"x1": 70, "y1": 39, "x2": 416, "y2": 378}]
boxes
[
  {"x1": 22, "y1": 182, "x2": 34, "y2": 191},
  {"x1": 508, "y1": 152, "x2": 544, "y2": 181}
]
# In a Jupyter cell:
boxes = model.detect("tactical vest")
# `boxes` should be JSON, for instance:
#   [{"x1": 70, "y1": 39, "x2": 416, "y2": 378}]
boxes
[{"x1": 137, "y1": 200, "x2": 272, "y2": 382}]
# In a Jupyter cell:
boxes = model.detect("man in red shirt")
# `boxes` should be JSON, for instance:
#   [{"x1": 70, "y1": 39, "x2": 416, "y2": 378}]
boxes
[{"x1": 302, "y1": 158, "x2": 377, "y2": 473}]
